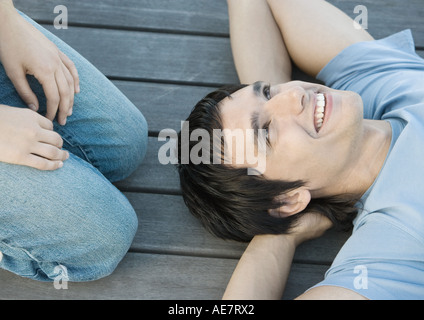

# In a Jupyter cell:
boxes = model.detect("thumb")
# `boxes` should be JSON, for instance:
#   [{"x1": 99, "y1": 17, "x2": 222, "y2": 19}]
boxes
[{"x1": 9, "y1": 69, "x2": 39, "y2": 111}]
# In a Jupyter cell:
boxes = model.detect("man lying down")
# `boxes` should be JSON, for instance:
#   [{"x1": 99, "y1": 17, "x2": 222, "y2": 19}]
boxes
[{"x1": 176, "y1": 0, "x2": 424, "y2": 300}]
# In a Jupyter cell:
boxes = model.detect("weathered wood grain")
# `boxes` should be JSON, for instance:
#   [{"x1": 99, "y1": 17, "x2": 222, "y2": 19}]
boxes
[
  {"x1": 13, "y1": 0, "x2": 424, "y2": 47},
  {"x1": 42, "y1": 25, "x2": 239, "y2": 86},
  {"x1": 14, "y1": 0, "x2": 230, "y2": 36},
  {"x1": 0, "y1": 252, "x2": 327, "y2": 300},
  {"x1": 112, "y1": 81, "x2": 215, "y2": 135}
]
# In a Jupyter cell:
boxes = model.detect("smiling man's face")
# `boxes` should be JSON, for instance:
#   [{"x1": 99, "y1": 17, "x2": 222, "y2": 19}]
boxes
[{"x1": 219, "y1": 80, "x2": 365, "y2": 198}]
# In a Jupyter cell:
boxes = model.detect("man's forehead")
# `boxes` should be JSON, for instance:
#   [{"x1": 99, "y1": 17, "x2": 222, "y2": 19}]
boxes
[
  {"x1": 219, "y1": 83, "x2": 256, "y2": 110},
  {"x1": 220, "y1": 91, "x2": 253, "y2": 129}
]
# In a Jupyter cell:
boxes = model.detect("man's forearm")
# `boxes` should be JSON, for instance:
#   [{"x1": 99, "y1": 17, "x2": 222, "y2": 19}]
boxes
[
  {"x1": 222, "y1": 234, "x2": 296, "y2": 300},
  {"x1": 0, "y1": 1, "x2": 18, "y2": 32},
  {"x1": 0, "y1": 0, "x2": 18, "y2": 66},
  {"x1": 0, "y1": 0, "x2": 15, "y2": 16},
  {"x1": 227, "y1": 0, "x2": 292, "y2": 84}
]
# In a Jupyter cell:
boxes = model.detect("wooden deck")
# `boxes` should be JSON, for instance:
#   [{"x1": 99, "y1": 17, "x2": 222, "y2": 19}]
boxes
[{"x1": 1, "y1": 0, "x2": 423, "y2": 300}]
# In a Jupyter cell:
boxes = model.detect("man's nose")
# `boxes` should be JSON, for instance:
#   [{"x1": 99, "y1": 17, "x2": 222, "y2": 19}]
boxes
[{"x1": 264, "y1": 86, "x2": 305, "y2": 115}]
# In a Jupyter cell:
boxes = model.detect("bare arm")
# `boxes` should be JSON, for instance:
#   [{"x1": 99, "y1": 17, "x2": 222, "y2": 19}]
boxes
[
  {"x1": 222, "y1": 234, "x2": 295, "y2": 299},
  {"x1": 227, "y1": 0, "x2": 373, "y2": 83},
  {"x1": 296, "y1": 285, "x2": 367, "y2": 300},
  {"x1": 227, "y1": 0, "x2": 292, "y2": 84},
  {"x1": 222, "y1": 213, "x2": 366, "y2": 300},
  {"x1": 266, "y1": 0, "x2": 373, "y2": 77}
]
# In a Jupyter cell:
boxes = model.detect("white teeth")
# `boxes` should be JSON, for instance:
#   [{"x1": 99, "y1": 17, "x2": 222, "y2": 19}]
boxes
[{"x1": 314, "y1": 93, "x2": 326, "y2": 132}]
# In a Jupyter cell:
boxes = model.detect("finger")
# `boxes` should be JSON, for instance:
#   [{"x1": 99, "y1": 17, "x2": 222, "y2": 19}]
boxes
[
  {"x1": 59, "y1": 51, "x2": 80, "y2": 93},
  {"x1": 25, "y1": 154, "x2": 64, "y2": 171},
  {"x1": 8, "y1": 69, "x2": 39, "y2": 111},
  {"x1": 37, "y1": 128, "x2": 64, "y2": 149},
  {"x1": 55, "y1": 68, "x2": 72, "y2": 126},
  {"x1": 36, "y1": 114, "x2": 54, "y2": 131},
  {"x1": 32, "y1": 142, "x2": 69, "y2": 162},
  {"x1": 40, "y1": 74, "x2": 60, "y2": 122},
  {"x1": 61, "y1": 63, "x2": 75, "y2": 116}
]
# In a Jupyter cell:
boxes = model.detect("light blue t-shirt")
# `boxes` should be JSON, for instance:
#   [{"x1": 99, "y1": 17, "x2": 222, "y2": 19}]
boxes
[{"x1": 314, "y1": 30, "x2": 424, "y2": 299}]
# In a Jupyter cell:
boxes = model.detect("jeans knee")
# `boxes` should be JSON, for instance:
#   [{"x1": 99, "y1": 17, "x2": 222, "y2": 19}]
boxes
[
  {"x1": 0, "y1": 205, "x2": 137, "y2": 283},
  {"x1": 106, "y1": 107, "x2": 148, "y2": 182},
  {"x1": 61, "y1": 201, "x2": 138, "y2": 282},
  {"x1": 46, "y1": 186, "x2": 138, "y2": 282},
  {"x1": 127, "y1": 110, "x2": 148, "y2": 171}
]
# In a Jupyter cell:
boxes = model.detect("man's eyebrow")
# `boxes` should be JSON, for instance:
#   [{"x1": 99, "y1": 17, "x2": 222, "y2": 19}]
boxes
[
  {"x1": 250, "y1": 111, "x2": 259, "y2": 131},
  {"x1": 250, "y1": 82, "x2": 266, "y2": 150},
  {"x1": 252, "y1": 81, "x2": 264, "y2": 98},
  {"x1": 250, "y1": 111, "x2": 260, "y2": 149}
]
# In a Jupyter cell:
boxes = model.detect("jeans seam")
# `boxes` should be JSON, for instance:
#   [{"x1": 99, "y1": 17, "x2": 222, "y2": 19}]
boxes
[
  {"x1": 1, "y1": 240, "x2": 66, "y2": 280},
  {"x1": 61, "y1": 134, "x2": 97, "y2": 168}
]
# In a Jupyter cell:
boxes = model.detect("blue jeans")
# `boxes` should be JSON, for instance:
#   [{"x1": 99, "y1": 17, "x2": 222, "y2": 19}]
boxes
[{"x1": 0, "y1": 13, "x2": 148, "y2": 281}]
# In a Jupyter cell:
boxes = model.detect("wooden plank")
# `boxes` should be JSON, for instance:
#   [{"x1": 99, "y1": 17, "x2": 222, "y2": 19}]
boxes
[
  {"x1": 115, "y1": 137, "x2": 180, "y2": 194},
  {"x1": 0, "y1": 252, "x2": 234, "y2": 300},
  {"x1": 0, "y1": 252, "x2": 326, "y2": 300},
  {"x1": 14, "y1": 0, "x2": 424, "y2": 47},
  {"x1": 329, "y1": 0, "x2": 424, "y2": 47},
  {"x1": 42, "y1": 25, "x2": 239, "y2": 86},
  {"x1": 13, "y1": 0, "x2": 230, "y2": 36},
  {"x1": 125, "y1": 192, "x2": 350, "y2": 264},
  {"x1": 112, "y1": 81, "x2": 215, "y2": 135}
]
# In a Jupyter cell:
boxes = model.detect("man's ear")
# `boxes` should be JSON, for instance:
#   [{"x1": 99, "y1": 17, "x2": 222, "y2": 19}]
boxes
[{"x1": 268, "y1": 187, "x2": 311, "y2": 218}]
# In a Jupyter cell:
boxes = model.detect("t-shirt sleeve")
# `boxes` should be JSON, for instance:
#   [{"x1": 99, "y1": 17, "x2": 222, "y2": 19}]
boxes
[
  {"x1": 311, "y1": 214, "x2": 424, "y2": 299},
  {"x1": 316, "y1": 30, "x2": 424, "y2": 120}
]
